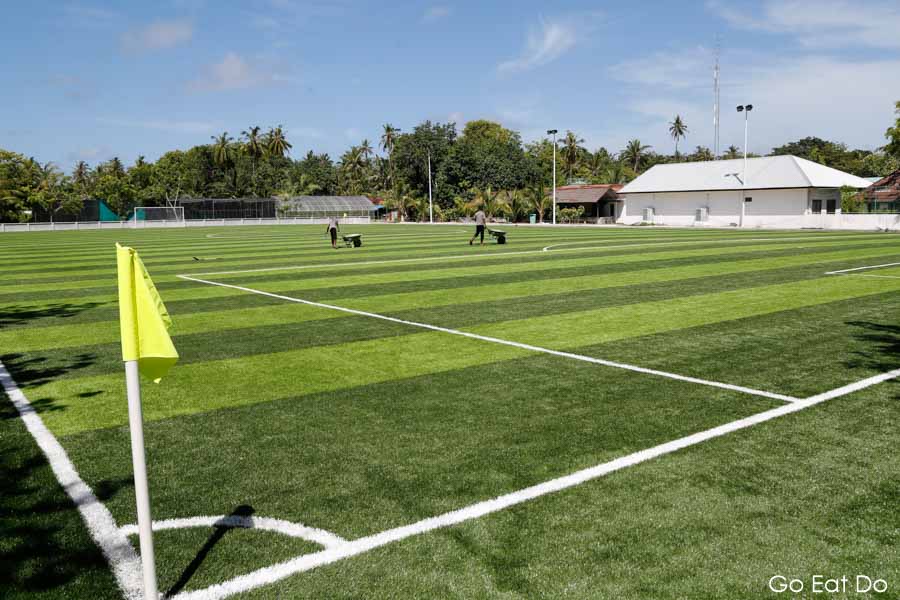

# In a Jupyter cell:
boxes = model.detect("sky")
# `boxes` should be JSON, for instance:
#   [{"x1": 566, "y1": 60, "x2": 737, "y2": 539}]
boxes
[{"x1": 3, "y1": 0, "x2": 900, "y2": 169}]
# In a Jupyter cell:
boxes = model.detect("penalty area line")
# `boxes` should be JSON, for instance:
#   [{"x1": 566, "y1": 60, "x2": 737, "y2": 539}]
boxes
[
  {"x1": 178, "y1": 274, "x2": 798, "y2": 404},
  {"x1": 825, "y1": 261, "x2": 900, "y2": 275},
  {"x1": 174, "y1": 365, "x2": 900, "y2": 600}
]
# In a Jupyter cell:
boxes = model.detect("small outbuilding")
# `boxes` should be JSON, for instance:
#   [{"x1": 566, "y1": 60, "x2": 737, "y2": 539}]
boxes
[
  {"x1": 553, "y1": 184, "x2": 623, "y2": 223},
  {"x1": 863, "y1": 168, "x2": 900, "y2": 212},
  {"x1": 618, "y1": 155, "x2": 872, "y2": 228}
]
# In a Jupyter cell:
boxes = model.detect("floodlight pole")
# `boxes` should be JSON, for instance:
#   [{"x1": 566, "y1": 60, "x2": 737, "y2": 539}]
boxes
[
  {"x1": 427, "y1": 151, "x2": 433, "y2": 224},
  {"x1": 737, "y1": 104, "x2": 753, "y2": 227},
  {"x1": 548, "y1": 129, "x2": 558, "y2": 225}
]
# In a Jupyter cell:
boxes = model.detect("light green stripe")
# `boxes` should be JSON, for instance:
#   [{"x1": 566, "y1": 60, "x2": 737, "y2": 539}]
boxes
[{"x1": 34, "y1": 272, "x2": 900, "y2": 437}]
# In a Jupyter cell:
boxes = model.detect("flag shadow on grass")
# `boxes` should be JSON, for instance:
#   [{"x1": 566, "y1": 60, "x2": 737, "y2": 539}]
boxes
[{"x1": 166, "y1": 504, "x2": 256, "y2": 597}]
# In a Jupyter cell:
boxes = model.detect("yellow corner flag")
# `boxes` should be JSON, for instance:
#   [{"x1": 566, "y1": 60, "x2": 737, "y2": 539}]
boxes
[{"x1": 116, "y1": 243, "x2": 179, "y2": 383}]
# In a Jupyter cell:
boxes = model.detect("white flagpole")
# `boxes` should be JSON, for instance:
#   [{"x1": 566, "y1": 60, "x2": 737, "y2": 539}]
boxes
[{"x1": 125, "y1": 360, "x2": 159, "y2": 600}]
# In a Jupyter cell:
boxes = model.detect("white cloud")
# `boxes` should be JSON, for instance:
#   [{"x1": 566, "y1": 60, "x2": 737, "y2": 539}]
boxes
[
  {"x1": 422, "y1": 6, "x2": 451, "y2": 23},
  {"x1": 609, "y1": 46, "x2": 714, "y2": 90},
  {"x1": 96, "y1": 117, "x2": 217, "y2": 134},
  {"x1": 606, "y1": 49, "x2": 900, "y2": 155},
  {"x1": 64, "y1": 3, "x2": 117, "y2": 23},
  {"x1": 66, "y1": 146, "x2": 112, "y2": 163},
  {"x1": 187, "y1": 52, "x2": 285, "y2": 92},
  {"x1": 122, "y1": 19, "x2": 193, "y2": 52},
  {"x1": 447, "y1": 111, "x2": 465, "y2": 124},
  {"x1": 498, "y1": 16, "x2": 583, "y2": 73},
  {"x1": 708, "y1": 0, "x2": 900, "y2": 49}
]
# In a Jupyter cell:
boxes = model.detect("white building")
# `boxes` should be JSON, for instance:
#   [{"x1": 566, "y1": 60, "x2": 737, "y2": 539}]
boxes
[{"x1": 618, "y1": 155, "x2": 873, "y2": 229}]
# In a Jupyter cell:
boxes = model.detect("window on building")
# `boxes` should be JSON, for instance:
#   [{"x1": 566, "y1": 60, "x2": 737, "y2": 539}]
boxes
[
  {"x1": 826, "y1": 199, "x2": 836, "y2": 214},
  {"x1": 811, "y1": 199, "x2": 822, "y2": 214},
  {"x1": 744, "y1": 197, "x2": 752, "y2": 202}
]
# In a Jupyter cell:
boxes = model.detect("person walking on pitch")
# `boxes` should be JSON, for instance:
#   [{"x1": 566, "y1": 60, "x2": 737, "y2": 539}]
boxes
[
  {"x1": 469, "y1": 209, "x2": 487, "y2": 246},
  {"x1": 326, "y1": 216, "x2": 340, "y2": 249}
]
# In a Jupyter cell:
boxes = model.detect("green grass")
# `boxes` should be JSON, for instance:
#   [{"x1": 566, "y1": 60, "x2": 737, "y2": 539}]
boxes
[{"x1": 2, "y1": 224, "x2": 899, "y2": 599}]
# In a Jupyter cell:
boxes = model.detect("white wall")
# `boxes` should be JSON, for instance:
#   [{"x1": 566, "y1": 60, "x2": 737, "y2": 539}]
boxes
[{"x1": 618, "y1": 188, "x2": 843, "y2": 229}]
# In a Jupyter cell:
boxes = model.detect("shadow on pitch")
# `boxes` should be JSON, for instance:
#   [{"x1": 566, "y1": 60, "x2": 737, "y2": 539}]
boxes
[
  {"x1": 0, "y1": 301, "x2": 103, "y2": 328},
  {"x1": 0, "y1": 352, "x2": 97, "y2": 390},
  {"x1": 846, "y1": 321, "x2": 900, "y2": 381},
  {"x1": 166, "y1": 504, "x2": 256, "y2": 597},
  {"x1": 0, "y1": 398, "x2": 130, "y2": 595}
]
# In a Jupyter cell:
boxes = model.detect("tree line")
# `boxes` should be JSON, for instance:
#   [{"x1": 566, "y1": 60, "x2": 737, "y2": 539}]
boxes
[{"x1": 2, "y1": 103, "x2": 899, "y2": 223}]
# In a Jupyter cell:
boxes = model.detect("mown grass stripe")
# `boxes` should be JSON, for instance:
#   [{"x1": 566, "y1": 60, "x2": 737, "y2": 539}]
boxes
[
  {"x1": 29, "y1": 271, "x2": 900, "y2": 436},
  {"x1": 6, "y1": 248, "x2": 900, "y2": 347},
  {"x1": 7, "y1": 237, "x2": 899, "y2": 305},
  {"x1": 7, "y1": 236, "x2": 892, "y2": 296},
  {"x1": 1, "y1": 229, "x2": 878, "y2": 276}
]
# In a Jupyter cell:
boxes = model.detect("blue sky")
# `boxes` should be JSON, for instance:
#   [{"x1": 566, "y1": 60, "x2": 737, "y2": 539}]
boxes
[{"x1": 3, "y1": 0, "x2": 900, "y2": 169}]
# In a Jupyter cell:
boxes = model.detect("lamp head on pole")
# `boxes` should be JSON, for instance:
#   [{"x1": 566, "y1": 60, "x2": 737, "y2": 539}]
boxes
[
  {"x1": 737, "y1": 104, "x2": 753, "y2": 113},
  {"x1": 547, "y1": 129, "x2": 558, "y2": 136}
]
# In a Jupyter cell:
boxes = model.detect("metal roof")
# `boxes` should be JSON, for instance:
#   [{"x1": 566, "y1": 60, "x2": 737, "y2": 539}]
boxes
[
  {"x1": 621, "y1": 155, "x2": 873, "y2": 194},
  {"x1": 864, "y1": 168, "x2": 900, "y2": 202},
  {"x1": 553, "y1": 184, "x2": 623, "y2": 204},
  {"x1": 288, "y1": 195, "x2": 376, "y2": 211}
]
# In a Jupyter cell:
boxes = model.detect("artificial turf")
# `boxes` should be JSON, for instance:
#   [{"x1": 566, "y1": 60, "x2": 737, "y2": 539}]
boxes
[{"x1": 2, "y1": 223, "x2": 899, "y2": 599}]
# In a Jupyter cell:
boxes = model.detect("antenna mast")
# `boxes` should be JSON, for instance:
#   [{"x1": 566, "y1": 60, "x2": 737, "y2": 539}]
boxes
[{"x1": 713, "y1": 39, "x2": 721, "y2": 159}]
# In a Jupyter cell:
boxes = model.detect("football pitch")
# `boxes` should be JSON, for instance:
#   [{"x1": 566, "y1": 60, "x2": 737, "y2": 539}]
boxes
[{"x1": 3, "y1": 224, "x2": 900, "y2": 599}]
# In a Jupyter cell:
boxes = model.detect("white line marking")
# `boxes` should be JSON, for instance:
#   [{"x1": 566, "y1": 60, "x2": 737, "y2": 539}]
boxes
[
  {"x1": 178, "y1": 274, "x2": 798, "y2": 403},
  {"x1": 175, "y1": 365, "x2": 900, "y2": 600},
  {"x1": 825, "y1": 261, "x2": 900, "y2": 274},
  {"x1": 802, "y1": 367, "x2": 900, "y2": 403},
  {"x1": 0, "y1": 360, "x2": 143, "y2": 600},
  {"x1": 840, "y1": 274, "x2": 900, "y2": 280},
  {"x1": 119, "y1": 515, "x2": 346, "y2": 549}
]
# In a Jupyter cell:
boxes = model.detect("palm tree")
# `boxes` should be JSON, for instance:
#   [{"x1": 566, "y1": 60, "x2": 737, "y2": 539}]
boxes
[
  {"x1": 106, "y1": 157, "x2": 125, "y2": 178},
  {"x1": 622, "y1": 139, "x2": 652, "y2": 172},
  {"x1": 563, "y1": 131, "x2": 585, "y2": 181},
  {"x1": 73, "y1": 161, "x2": 90, "y2": 186},
  {"x1": 339, "y1": 146, "x2": 367, "y2": 194},
  {"x1": 528, "y1": 181, "x2": 548, "y2": 223},
  {"x1": 380, "y1": 124, "x2": 398, "y2": 155},
  {"x1": 267, "y1": 126, "x2": 292, "y2": 158},
  {"x1": 668, "y1": 115, "x2": 688, "y2": 158},
  {"x1": 291, "y1": 173, "x2": 321, "y2": 196},
  {"x1": 469, "y1": 186, "x2": 507, "y2": 218},
  {"x1": 359, "y1": 139, "x2": 373, "y2": 162},
  {"x1": 724, "y1": 145, "x2": 741, "y2": 159},
  {"x1": 505, "y1": 189, "x2": 529, "y2": 223},
  {"x1": 380, "y1": 123, "x2": 399, "y2": 187},
  {"x1": 211, "y1": 132, "x2": 234, "y2": 166},
  {"x1": 241, "y1": 126, "x2": 265, "y2": 192},
  {"x1": 692, "y1": 146, "x2": 714, "y2": 162},
  {"x1": 211, "y1": 132, "x2": 237, "y2": 193},
  {"x1": 385, "y1": 181, "x2": 413, "y2": 221}
]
